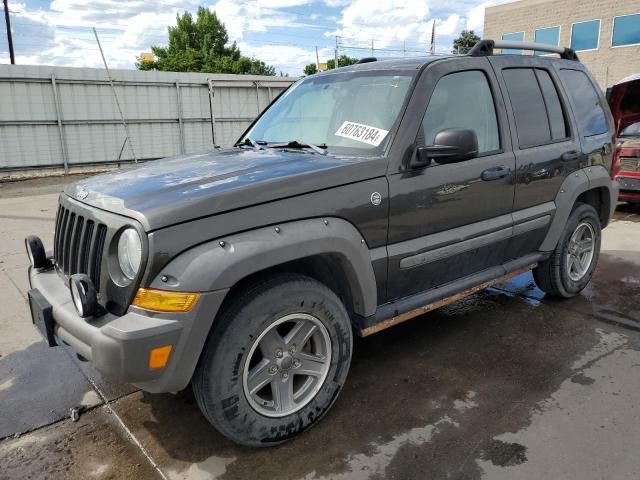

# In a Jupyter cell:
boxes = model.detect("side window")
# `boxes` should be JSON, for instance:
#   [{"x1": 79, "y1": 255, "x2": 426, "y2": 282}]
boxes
[
  {"x1": 503, "y1": 68, "x2": 569, "y2": 147},
  {"x1": 422, "y1": 70, "x2": 499, "y2": 154},
  {"x1": 503, "y1": 68, "x2": 550, "y2": 147},
  {"x1": 536, "y1": 70, "x2": 568, "y2": 140},
  {"x1": 560, "y1": 69, "x2": 608, "y2": 137}
]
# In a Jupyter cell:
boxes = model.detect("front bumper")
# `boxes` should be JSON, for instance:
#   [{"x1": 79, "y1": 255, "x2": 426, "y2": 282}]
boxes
[
  {"x1": 29, "y1": 266, "x2": 228, "y2": 393},
  {"x1": 615, "y1": 174, "x2": 640, "y2": 202}
]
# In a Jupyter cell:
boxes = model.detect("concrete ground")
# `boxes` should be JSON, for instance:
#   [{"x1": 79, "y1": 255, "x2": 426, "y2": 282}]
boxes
[{"x1": 1, "y1": 175, "x2": 639, "y2": 480}]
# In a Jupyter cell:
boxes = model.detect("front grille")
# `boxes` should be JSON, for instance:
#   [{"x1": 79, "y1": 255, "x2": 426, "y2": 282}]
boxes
[
  {"x1": 53, "y1": 204, "x2": 107, "y2": 292},
  {"x1": 620, "y1": 158, "x2": 640, "y2": 172}
]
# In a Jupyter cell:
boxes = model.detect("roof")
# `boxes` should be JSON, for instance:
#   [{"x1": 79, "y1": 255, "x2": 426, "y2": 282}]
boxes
[
  {"x1": 616, "y1": 73, "x2": 640, "y2": 86},
  {"x1": 317, "y1": 55, "x2": 454, "y2": 75}
]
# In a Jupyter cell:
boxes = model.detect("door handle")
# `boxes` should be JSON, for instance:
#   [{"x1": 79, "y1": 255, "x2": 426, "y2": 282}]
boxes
[
  {"x1": 481, "y1": 166, "x2": 511, "y2": 181},
  {"x1": 561, "y1": 150, "x2": 580, "y2": 161}
]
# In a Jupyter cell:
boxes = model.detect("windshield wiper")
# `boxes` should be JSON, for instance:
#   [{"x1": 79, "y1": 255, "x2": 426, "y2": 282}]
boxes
[
  {"x1": 234, "y1": 137, "x2": 266, "y2": 150},
  {"x1": 267, "y1": 140, "x2": 328, "y2": 156}
]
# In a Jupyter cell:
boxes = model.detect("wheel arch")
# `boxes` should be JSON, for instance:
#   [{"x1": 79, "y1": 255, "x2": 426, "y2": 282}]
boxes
[
  {"x1": 148, "y1": 217, "x2": 378, "y2": 318},
  {"x1": 575, "y1": 186, "x2": 611, "y2": 228},
  {"x1": 539, "y1": 166, "x2": 616, "y2": 251}
]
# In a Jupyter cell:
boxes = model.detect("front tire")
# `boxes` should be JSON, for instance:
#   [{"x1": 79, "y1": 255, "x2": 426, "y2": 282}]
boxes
[
  {"x1": 533, "y1": 203, "x2": 601, "y2": 298},
  {"x1": 192, "y1": 273, "x2": 352, "y2": 447}
]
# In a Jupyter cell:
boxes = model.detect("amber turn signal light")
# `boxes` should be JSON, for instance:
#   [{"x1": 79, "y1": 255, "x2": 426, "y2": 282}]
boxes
[
  {"x1": 132, "y1": 288, "x2": 199, "y2": 313},
  {"x1": 149, "y1": 345, "x2": 173, "y2": 369}
]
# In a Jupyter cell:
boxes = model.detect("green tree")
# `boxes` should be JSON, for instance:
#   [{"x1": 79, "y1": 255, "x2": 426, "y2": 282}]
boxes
[
  {"x1": 451, "y1": 30, "x2": 481, "y2": 54},
  {"x1": 136, "y1": 7, "x2": 275, "y2": 76},
  {"x1": 303, "y1": 63, "x2": 318, "y2": 75},
  {"x1": 326, "y1": 54, "x2": 359, "y2": 69}
]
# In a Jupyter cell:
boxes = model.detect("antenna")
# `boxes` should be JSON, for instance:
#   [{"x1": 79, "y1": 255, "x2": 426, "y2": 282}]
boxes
[{"x1": 93, "y1": 27, "x2": 138, "y2": 163}]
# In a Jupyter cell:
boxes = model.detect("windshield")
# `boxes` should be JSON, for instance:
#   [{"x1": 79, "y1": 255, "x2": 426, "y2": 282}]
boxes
[
  {"x1": 244, "y1": 71, "x2": 415, "y2": 155},
  {"x1": 620, "y1": 122, "x2": 640, "y2": 137}
]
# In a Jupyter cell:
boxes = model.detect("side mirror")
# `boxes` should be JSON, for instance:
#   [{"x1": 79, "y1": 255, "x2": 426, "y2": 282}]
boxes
[{"x1": 412, "y1": 128, "x2": 479, "y2": 167}]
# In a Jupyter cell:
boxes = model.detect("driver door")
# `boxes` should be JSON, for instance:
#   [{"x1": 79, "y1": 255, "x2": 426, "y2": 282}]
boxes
[{"x1": 386, "y1": 58, "x2": 516, "y2": 301}]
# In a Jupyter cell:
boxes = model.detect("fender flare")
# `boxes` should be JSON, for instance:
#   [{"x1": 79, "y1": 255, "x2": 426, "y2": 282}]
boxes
[
  {"x1": 539, "y1": 166, "x2": 616, "y2": 251},
  {"x1": 149, "y1": 217, "x2": 378, "y2": 317}
]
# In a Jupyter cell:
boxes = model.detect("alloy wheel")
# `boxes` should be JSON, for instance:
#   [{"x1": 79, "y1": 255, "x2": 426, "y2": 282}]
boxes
[
  {"x1": 565, "y1": 222, "x2": 596, "y2": 282},
  {"x1": 242, "y1": 313, "x2": 332, "y2": 417}
]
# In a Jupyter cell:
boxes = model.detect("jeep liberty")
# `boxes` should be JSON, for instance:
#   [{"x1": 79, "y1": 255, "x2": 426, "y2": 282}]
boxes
[{"x1": 25, "y1": 40, "x2": 618, "y2": 446}]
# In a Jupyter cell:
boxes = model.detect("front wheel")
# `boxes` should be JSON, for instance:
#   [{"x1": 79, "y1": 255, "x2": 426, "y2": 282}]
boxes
[
  {"x1": 192, "y1": 273, "x2": 353, "y2": 447},
  {"x1": 533, "y1": 203, "x2": 601, "y2": 298}
]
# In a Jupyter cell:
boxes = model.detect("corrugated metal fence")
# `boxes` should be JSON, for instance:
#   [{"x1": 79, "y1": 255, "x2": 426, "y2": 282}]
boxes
[{"x1": 0, "y1": 65, "x2": 296, "y2": 173}]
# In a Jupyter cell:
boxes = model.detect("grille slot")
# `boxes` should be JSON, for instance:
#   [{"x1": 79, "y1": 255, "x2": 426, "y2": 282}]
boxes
[
  {"x1": 53, "y1": 205, "x2": 107, "y2": 292},
  {"x1": 619, "y1": 158, "x2": 640, "y2": 172}
]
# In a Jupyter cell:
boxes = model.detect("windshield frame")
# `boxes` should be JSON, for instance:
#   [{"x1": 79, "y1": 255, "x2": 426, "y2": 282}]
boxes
[{"x1": 237, "y1": 68, "x2": 420, "y2": 158}]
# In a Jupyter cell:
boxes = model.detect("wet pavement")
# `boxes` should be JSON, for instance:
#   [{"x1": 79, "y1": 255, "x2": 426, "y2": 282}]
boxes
[{"x1": 1, "y1": 176, "x2": 639, "y2": 480}]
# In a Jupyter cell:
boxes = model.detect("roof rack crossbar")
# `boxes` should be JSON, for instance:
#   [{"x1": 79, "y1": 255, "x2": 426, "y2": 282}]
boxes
[{"x1": 468, "y1": 39, "x2": 579, "y2": 61}]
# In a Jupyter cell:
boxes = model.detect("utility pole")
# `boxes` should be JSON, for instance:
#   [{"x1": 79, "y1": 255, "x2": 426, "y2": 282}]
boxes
[
  {"x1": 403, "y1": 40, "x2": 406, "y2": 57},
  {"x1": 315, "y1": 46, "x2": 320, "y2": 71},
  {"x1": 371, "y1": 39, "x2": 374, "y2": 56},
  {"x1": 334, "y1": 36, "x2": 339, "y2": 69},
  {"x1": 3, "y1": 0, "x2": 15, "y2": 64}
]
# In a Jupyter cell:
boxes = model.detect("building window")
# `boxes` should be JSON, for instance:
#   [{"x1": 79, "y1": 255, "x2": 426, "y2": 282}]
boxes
[
  {"x1": 501, "y1": 32, "x2": 525, "y2": 55},
  {"x1": 570, "y1": 19, "x2": 600, "y2": 51},
  {"x1": 534, "y1": 26, "x2": 560, "y2": 55},
  {"x1": 612, "y1": 13, "x2": 640, "y2": 47}
]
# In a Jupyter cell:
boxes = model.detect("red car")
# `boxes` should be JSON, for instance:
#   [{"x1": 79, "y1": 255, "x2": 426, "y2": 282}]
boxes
[{"x1": 609, "y1": 74, "x2": 640, "y2": 204}]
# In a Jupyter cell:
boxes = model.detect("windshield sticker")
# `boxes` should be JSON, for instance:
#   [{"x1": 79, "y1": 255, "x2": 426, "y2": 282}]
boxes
[{"x1": 334, "y1": 121, "x2": 389, "y2": 147}]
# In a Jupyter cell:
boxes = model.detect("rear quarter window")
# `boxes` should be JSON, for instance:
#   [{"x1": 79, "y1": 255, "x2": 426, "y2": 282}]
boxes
[
  {"x1": 503, "y1": 68, "x2": 568, "y2": 148},
  {"x1": 560, "y1": 69, "x2": 609, "y2": 137}
]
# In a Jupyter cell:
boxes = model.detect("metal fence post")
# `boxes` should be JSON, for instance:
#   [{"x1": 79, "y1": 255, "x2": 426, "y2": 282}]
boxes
[
  {"x1": 254, "y1": 81, "x2": 261, "y2": 114},
  {"x1": 50, "y1": 74, "x2": 69, "y2": 174},
  {"x1": 207, "y1": 79, "x2": 217, "y2": 147},
  {"x1": 175, "y1": 80, "x2": 185, "y2": 154}
]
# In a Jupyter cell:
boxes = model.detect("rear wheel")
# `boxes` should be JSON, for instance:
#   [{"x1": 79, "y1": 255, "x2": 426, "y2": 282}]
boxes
[
  {"x1": 192, "y1": 273, "x2": 352, "y2": 447},
  {"x1": 533, "y1": 203, "x2": 601, "y2": 298}
]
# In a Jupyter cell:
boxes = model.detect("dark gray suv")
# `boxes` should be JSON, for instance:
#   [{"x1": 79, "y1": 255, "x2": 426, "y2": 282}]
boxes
[{"x1": 25, "y1": 40, "x2": 618, "y2": 446}]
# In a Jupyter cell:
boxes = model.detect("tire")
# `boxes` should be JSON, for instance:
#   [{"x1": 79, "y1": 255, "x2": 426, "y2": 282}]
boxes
[
  {"x1": 533, "y1": 202, "x2": 601, "y2": 298},
  {"x1": 192, "y1": 273, "x2": 353, "y2": 447}
]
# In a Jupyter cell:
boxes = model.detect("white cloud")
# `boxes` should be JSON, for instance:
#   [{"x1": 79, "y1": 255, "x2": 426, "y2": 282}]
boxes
[
  {"x1": 211, "y1": 0, "x2": 316, "y2": 41},
  {"x1": 333, "y1": 0, "x2": 431, "y2": 47},
  {"x1": 0, "y1": 0, "x2": 511, "y2": 75},
  {"x1": 323, "y1": 0, "x2": 352, "y2": 7},
  {"x1": 465, "y1": 1, "x2": 495, "y2": 33},
  {"x1": 240, "y1": 42, "x2": 318, "y2": 73}
]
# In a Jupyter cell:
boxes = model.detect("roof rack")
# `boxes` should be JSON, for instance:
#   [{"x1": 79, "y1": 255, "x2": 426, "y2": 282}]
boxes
[
  {"x1": 357, "y1": 57, "x2": 377, "y2": 64},
  {"x1": 468, "y1": 39, "x2": 579, "y2": 61}
]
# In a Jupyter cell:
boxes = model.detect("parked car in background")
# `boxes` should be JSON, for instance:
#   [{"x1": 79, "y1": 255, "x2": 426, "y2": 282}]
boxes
[{"x1": 609, "y1": 74, "x2": 640, "y2": 204}]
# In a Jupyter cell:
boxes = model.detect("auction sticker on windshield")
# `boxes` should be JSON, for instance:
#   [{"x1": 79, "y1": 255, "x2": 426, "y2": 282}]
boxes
[{"x1": 335, "y1": 121, "x2": 389, "y2": 147}]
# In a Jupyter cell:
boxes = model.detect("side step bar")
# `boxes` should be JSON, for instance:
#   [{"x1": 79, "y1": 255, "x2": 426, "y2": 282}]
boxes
[{"x1": 357, "y1": 253, "x2": 546, "y2": 337}]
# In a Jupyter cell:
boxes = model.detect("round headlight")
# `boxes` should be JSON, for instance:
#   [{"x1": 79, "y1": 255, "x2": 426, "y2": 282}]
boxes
[{"x1": 117, "y1": 228, "x2": 142, "y2": 280}]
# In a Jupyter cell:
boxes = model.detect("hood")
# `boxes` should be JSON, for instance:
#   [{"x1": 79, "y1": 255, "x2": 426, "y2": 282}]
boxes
[
  {"x1": 609, "y1": 74, "x2": 640, "y2": 135},
  {"x1": 65, "y1": 148, "x2": 385, "y2": 231}
]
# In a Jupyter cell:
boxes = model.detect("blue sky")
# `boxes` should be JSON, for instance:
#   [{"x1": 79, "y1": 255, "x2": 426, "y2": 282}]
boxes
[{"x1": 0, "y1": 0, "x2": 502, "y2": 75}]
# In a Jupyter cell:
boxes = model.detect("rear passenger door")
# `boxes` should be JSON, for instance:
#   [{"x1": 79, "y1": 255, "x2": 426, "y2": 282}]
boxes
[{"x1": 489, "y1": 56, "x2": 582, "y2": 257}]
